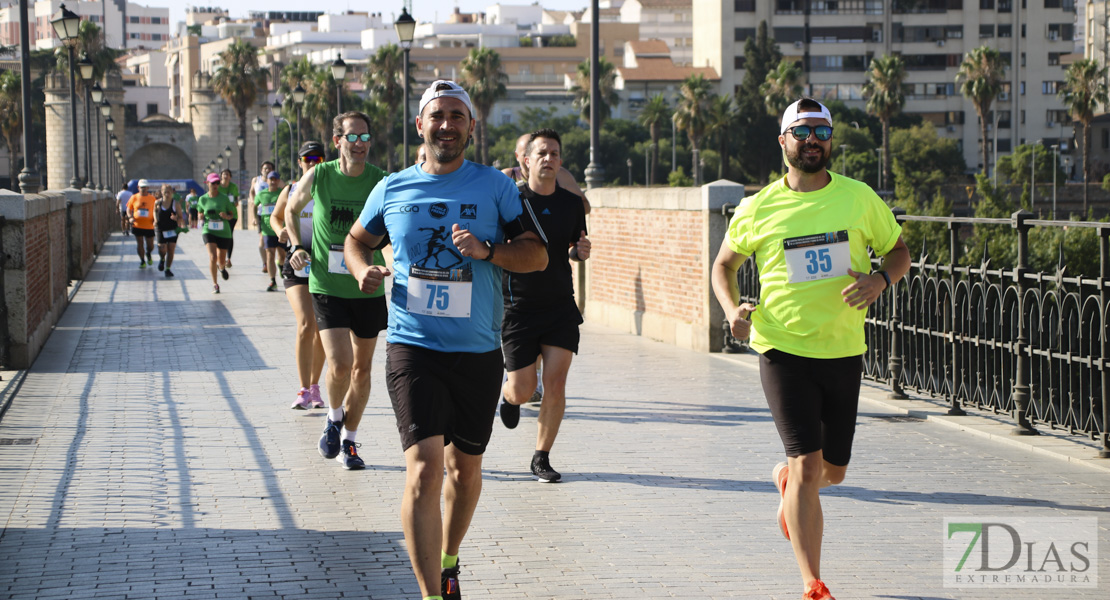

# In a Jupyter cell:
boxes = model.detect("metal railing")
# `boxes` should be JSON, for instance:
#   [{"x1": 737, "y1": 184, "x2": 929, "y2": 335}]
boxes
[{"x1": 729, "y1": 208, "x2": 1109, "y2": 457}]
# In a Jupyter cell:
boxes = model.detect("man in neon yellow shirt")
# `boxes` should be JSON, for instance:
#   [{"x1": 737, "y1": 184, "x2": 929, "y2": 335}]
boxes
[{"x1": 711, "y1": 98, "x2": 910, "y2": 600}]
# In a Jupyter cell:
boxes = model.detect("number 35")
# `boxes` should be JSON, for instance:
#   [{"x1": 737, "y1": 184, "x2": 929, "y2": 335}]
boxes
[{"x1": 804, "y1": 248, "x2": 832, "y2": 275}]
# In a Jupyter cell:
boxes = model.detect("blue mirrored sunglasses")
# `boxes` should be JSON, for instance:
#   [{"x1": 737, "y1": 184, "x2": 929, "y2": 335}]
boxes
[
  {"x1": 342, "y1": 133, "x2": 371, "y2": 143},
  {"x1": 786, "y1": 125, "x2": 833, "y2": 141}
]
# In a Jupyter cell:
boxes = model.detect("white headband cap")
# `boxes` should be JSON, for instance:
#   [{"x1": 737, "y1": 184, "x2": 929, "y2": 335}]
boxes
[
  {"x1": 780, "y1": 99, "x2": 832, "y2": 134},
  {"x1": 419, "y1": 80, "x2": 474, "y2": 118}
]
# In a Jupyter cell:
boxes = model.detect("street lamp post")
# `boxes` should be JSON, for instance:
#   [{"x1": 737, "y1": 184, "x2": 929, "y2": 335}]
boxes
[
  {"x1": 583, "y1": 0, "x2": 604, "y2": 188},
  {"x1": 17, "y1": 0, "x2": 40, "y2": 193},
  {"x1": 51, "y1": 3, "x2": 82, "y2": 188},
  {"x1": 1031, "y1": 141, "x2": 1038, "y2": 210},
  {"x1": 252, "y1": 117, "x2": 264, "y2": 181},
  {"x1": 293, "y1": 84, "x2": 306, "y2": 148},
  {"x1": 270, "y1": 100, "x2": 295, "y2": 179},
  {"x1": 839, "y1": 143, "x2": 847, "y2": 175},
  {"x1": 91, "y1": 84, "x2": 104, "y2": 190},
  {"x1": 874, "y1": 148, "x2": 883, "y2": 190},
  {"x1": 671, "y1": 114, "x2": 677, "y2": 177},
  {"x1": 331, "y1": 52, "x2": 347, "y2": 115},
  {"x1": 1051, "y1": 144, "x2": 1058, "y2": 220},
  {"x1": 395, "y1": 8, "x2": 416, "y2": 166},
  {"x1": 645, "y1": 145, "x2": 651, "y2": 186},
  {"x1": 78, "y1": 53, "x2": 94, "y2": 188},
  {"x1": 626, "y1": 158, "x2": 633, "y2": 185},
  {"x1": 993, "y1": 112, "x2": 1000, "y2": 187},
  {"x1": 105, "y1": 114, "x2": 114, "y2": 189}
]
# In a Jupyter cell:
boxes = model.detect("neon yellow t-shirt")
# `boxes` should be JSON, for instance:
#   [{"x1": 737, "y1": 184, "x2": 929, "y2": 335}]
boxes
[{"x1": 725, "y1": 173, "x2": 902, "y2": 359}]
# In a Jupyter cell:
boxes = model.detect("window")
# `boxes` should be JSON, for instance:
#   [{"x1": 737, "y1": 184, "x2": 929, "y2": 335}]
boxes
[
  {"x1": 773, "y1": 27, "x2": 805, "y2": 43},
  {"x1": 735, "y1": 0, "x2": 757, "y2": 11},
  {"x1": 980, "y1": 0, "x2": 994, "y2": 7},
  {"x1": 980, "y1": 24, "x2": 994, "y2": 38},
  {"x1": 735, "y1": 28, "x2": 756, "y2": 42},
  {"x1": 999, "y1": 24, "x2": 1012, "y2": 38},
  {"x1": 146, "y1": 103, "x2": 158, "y2": 116},
  {"x1": 1044, "y1": 0, "x2": 1060, "y2": 7},
  {"x1": 1048, "y1": 52, "x2": 1061, "y2": 66},
  {"x1": 996, "y1": 110, "x2": 1012, "y2": 128},
  {"x1": 999, "y1": 0, "x2": 1012, "y2": 11},
  {"x1": 734, "y1": 56, "x2": 746, "y2": 70},
  {"x1": 124, "y1": 103, "x2": 138, "y2": 123},
  {"x1": 1042, "y1": 81, "x2": 1061, "y2": 94},
  {"x1": 997, "y1": 139, "x2": 1012, "y2": 152},
  {"x1": 129, "y1": 16, "x2": 140, "y2": 23}
]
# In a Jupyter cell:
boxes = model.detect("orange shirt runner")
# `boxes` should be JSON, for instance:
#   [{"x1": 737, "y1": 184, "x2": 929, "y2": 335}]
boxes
[{"x1": 128, "y1": 194, "x2": 158, "y2": 230}]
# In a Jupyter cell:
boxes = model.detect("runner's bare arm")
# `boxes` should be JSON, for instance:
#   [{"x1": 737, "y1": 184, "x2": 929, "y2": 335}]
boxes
[
  {"x1": 346, "y1": 222, "x2": 391, "y2": 295},
  {"x1": 285, "y1": 168, "x2": 316, "y2": 250},
  {"x1": 711, "y1": 241, "x2": 757, "y2": 339},
  {"x1": 271, "y1": 185, "x2": 290, "y2": 243},
  {"x1": 452, "y1": 225, "x2": 547, "y2": 273},
  {"x1": 843, "y1": 235, "x2": 911, "y2": 310}
]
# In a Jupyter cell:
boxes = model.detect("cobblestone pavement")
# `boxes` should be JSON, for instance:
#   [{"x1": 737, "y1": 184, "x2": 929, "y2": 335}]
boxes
[{"x1": 0, "y1": 229, "x2": 1107, "y2": 600}]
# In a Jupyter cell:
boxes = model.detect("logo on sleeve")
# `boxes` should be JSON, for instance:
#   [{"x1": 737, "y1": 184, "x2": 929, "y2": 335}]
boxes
[
  {"x1": 429, "y1": 202, "x2": 448, "y2": 219},
  {"x1": 460, "y1": 204, "x2": 477, "y2": 220}
]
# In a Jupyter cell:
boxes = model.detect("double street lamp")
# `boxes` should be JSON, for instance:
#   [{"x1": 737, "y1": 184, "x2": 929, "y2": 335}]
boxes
[
  {"x1": 50, "y1": 2, "x2": 82, "y2": 188},
  {"x1": 252, "y1": 117, "x2": 264, "y2": 178},
  {"x1": 91, "y1": 83, "x2": 103, "y2": 190},
  {"x1": 395, "y1": 7, "x2": 416, "y2": 165},
  {"x1": 331, "y1": 53, "x2": 347, "y2": 115}
]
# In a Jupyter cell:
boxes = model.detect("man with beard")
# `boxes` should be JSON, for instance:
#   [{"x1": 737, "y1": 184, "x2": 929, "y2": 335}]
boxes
[
  {"x1": 710, "y1": 98, "x2": 909, "y2": 600},
  {"x1": 344, "y1": 80, "x2": 548, "y2": 600},
  {"x1": 285, "y1": 111, "x2": 389, "y2": 471}
]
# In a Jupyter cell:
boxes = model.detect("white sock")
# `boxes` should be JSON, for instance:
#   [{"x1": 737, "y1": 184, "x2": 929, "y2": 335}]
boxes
[
  {"x1": 328, "y1": 407, "x2": 344, "y2": 423},
  {"x1": 341, "y1": 427, "x2": 356, "y2": 442}
]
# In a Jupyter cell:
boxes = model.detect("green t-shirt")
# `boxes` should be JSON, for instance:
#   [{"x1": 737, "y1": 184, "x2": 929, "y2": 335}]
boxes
[
  {"x1": 197, "y1": 193, "x2": 236, "y2": 238},
  {"x1": 255, "y1": 189, "x2": 280, "y2": 237},
  {"x1": 186, "y1": 194, "x2": 199, "y2": 209},
  {"x1": 309, "y1": 160, "x2": 387, "y2": 298},
  {"x1": 219, "y1": 183, "x2": 240, "y2": 219},
  {"x1": 725, "y1": 173, "x2": 902, "y2": 359}
]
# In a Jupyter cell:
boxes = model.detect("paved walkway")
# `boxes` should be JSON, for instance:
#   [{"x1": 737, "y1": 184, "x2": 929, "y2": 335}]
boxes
[{"x1": 0, "y1": 229, "x2": 1107, "y2": 600}]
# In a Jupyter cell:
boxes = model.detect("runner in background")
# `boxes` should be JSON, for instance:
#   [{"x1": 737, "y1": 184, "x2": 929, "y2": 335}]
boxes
[
  {"x1": 154, "y1": 183, "x2": 183, "y2": 277},
  {"x1": 250, "y1": 160, "x2": 277, "y2": 273},
  {"x1": 199, "y1": 172, "x2": 235, "y2": 294},
  {"x1": 255, "y1": 170, "x2": 285, "y2": 292},
  {"x1": 218, "y1": 169, "x2": 240, "y2": 268},
  {"x1": 126, "y1": 179, "x2": 158, "y2": 268}
]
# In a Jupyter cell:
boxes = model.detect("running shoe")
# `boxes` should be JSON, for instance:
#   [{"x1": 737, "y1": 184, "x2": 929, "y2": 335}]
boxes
[
  {"x1": 266, "y1": 281, "x2": 278, "y2": 292},
  {"x1": 157, "y1": 258, "x2": 165, "y2": 271},
  {"x1": 165, "y1": 269, "x2": 174, "y2": 278},
  {"x1": 337, "y1": 440, "x2": 365, "y2": 470},
  {"x1": 318, "y1": 417, "x2": 343, "y2": 459},
  {"x1": 139, "y1": 260, "x2": 146, "y2": 269},
  {"x1": 308, "y1": 384, "x2": 325, "y2": 408},
  {"x1": 773, "y1": 461, "x2": 790, "y2": 540},
  {"x1": 499, "y1": 399, "x2": 520, "y2": 429},
  {"x1": 529, "y1": 379, "x2": 544, "y2": 404},
  {"x1": 803, "y1": 579, "x2": 835, "y2": 600},
  {"x1": 225, "y1": 259, "x2": 233, "y2": 268},
  {"x1": 290, "y1": 388, "x2": 312, "y2": 410},
  {"x1": 146, "y1": 252, "x2": 152, "y2": 264},
  {"x1": 531, "y1": 454, "x2": 562, "y2": 483},
  {"x1": 441, "y1": 565, "x2": 461, "y2": 600},
  {"x1": 212, "y1": 284, "x2": 220, "y2": 294},
  {"x1": 220, "y1": 267, "x2": 229, "y2": 281},
  {"x1": 262, "y1": 264, "x2": 268, "y2": 273}
]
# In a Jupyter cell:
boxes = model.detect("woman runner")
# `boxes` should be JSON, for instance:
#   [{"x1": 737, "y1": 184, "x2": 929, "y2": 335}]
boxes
[{"x1": 199, "y1": 172, "x2": 235, "y2": 294}]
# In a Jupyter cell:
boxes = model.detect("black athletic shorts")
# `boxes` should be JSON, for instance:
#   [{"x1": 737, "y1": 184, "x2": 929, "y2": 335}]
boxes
[
  {"x1": 281, "y1": 256, "x2": 308, "y2": 289},
  {"x1": 386, "y1": 342, "x2": 504, "y2": 455},
  {"x1": 203, "y1": 234, "x2": 232, "y2": 250},
  {"x1": 501, "y1": 302, "x2": 584, "y2": 372},
  {"x1": 311, "y1": 293, "x2": 387, "y2": 339},
  {"x1": 132, "y1": 227, "x2": 154, "y2": 239},
  {"x1": 156, "y1": 229, "x2": 180, "y2": 245},
  {"x1": 758, "y1": 348, "x2": 862, "y2": 467},
  {"x1": 188, "y1": 207, "x2": 199, "y2": 221},
  {"x1": 263, "y1": 235, "x2": 284, "y2": 249}
]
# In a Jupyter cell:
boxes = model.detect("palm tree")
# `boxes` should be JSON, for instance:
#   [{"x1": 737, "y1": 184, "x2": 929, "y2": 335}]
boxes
[
  {"x1": 0, "y1": 69, "x2": 22, "y2": 191},
  {"x1": 1060, "y1": 58, "x2": 1109, "y2": 214},
  {"x1": 956, "y1": 46, "x2": 1008, "y2": 177},
  {"x1": 570, "y1": 57, "x2": 620, "y2": 127},
  {"x1": 705, "y1": 94, "x2": 738, "y2": 181},
  {"x1": 638, "y1": 93, "x2": 671, "y2": 184},
  {"x1": 459, "y1": 47, "x2": 508, "y2": 165},
  {"x1": 277, "y1": 57, "x2": 321, "y2": 147},
  {"x1": 863, "y1": 54, "x2": 907, "y2": 189},
  {"x1": 673, "y1": 73, "x2": 713, "y2": 183},
  {"x1": 210, "y1": 40, "x2": 268, "y2": 187},
  {"x1": 365, "y1": 44, "x2": 405, "y2": 171},
  {"x1": 760, "y1": 59, "x2": 804, "y2": 117}
]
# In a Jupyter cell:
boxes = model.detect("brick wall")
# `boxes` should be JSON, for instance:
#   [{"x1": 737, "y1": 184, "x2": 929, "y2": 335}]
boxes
[{"x1": 579, "y1": 182, "x2": 743, "y2": 353}]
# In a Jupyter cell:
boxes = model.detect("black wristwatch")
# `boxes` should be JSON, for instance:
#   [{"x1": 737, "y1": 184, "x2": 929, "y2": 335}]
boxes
[
  {"x1": 481, "y1": 240, "x2": 496, "y2": 262},
  {"x1": 876, "y1": 270, "x2": 892, "y2": 289},
  {"x1": 291, "y1": 245, "x2": 306, "y2": 253}
]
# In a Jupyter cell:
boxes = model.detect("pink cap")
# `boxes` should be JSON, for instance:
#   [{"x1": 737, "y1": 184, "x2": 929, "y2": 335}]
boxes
[{"x1": 206, "y1": 172, "x2": 220, "y2": 183}]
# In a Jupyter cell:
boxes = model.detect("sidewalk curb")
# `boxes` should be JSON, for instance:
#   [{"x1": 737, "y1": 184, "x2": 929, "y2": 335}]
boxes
[{"x1": 710, "y1": 350, "x2": 1110, "y2": 474}]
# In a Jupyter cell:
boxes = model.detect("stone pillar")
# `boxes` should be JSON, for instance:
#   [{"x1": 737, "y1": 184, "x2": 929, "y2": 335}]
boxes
[
  {"x1": 44, "y1": 73, "x2": 76, "y2": 191},
  {"x1": 702, "y1": 180, "x2": 745, "y2": 352}
]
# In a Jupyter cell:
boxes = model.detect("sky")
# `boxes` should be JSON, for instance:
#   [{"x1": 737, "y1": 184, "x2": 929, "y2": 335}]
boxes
[{"x1": 156, "y1": 1, "x2": 591, "y2": 27}]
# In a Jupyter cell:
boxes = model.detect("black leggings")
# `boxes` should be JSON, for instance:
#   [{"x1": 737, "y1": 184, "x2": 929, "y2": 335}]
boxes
[{"x1": 228, "y1": 218, "x2": 237, "y2": 257}]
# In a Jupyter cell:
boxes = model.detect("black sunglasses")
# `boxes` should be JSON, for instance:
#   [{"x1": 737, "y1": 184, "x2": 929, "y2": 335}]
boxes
[{"x1": 786, "y1": 125, "x2": 833, "y2": 141}]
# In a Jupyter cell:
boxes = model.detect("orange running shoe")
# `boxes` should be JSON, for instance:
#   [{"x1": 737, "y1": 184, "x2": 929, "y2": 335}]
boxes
[
  {"x1": 773, "y1": 461, "x2": 790, "y2": 540},
  {"x1": 803, "y1": 579, "x2": 835, "y2": 600}
]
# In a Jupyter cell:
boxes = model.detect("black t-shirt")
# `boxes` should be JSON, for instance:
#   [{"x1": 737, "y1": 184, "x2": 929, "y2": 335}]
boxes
[
  {"x1": 503, "y1": 183, "x2": 587, "y2": 311},
  {"x1": 156, "y1": 200, "x2": 178, "y2": 231}
]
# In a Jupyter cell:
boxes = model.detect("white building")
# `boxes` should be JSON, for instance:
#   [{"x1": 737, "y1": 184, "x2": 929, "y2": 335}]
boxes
[
  {"x1": 620, "y1": 0, "x2": 694, "y2": 66},
  {"x1": 0, "y1": 1, "x2": 171, "y2": 50}
]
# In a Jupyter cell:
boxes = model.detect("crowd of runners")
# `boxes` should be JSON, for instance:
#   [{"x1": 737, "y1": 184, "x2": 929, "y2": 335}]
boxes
[{"x1": 113, "y1": 87, "x2": 903, "y2": 600}]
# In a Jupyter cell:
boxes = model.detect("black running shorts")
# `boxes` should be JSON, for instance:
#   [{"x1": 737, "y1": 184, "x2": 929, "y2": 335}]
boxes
[
  {"x1": 385, "y1": 342, "x2": 504, "y2": 455},
  {"x1": 156, "y1": 229, "x2": 179, "y2": 245},
  {"x1": 281, "y1": 256, "x2": 308, "y2": 289},
  {"x1": 758, "y1": 348, "x2": 862, "y2": 467},
  {"x1": 311, "y1": 293, "x2": 387, "y2": 339},
  {"x1": 263, "y1": 235, "x2": 284, "y2": 249},
  {"x1": 501, "y1": 302, "x2": 584, "y2": 373},
  {"x1": 132, "y1": 227, "x2": 154, "y2": 239},
  {"x1": 203, "y1": 234, "x2": 232, "y2": 250}
]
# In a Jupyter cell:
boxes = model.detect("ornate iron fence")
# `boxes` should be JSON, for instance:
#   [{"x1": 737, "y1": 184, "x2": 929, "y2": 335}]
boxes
[{"x1": 729, "y1": 209, "x2": 1109, "y2": 458}]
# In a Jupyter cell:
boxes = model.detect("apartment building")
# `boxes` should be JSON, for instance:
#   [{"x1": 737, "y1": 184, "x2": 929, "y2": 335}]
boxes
[
  {"x1": 0, "y1": 0, "x2": 169, "y2": 50},
  {"x1": 693, "y1": 0, "x2": 1079, "y2": 172},
  {"x1": 620, "y1": 0, "x2": 695, "y2": 66}
]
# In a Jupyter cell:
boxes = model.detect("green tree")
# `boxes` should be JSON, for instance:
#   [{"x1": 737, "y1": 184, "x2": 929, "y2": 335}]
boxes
[
  {"x1": 889, "y1": 123, "x2": 966, "y2": 208},
  {"x1": 459, "y1": 47, "x2": 509, "y2": 165},
  {"x1": 863, "y1": 54, "x2": 907, "y2": 191},
  {"x1": 673, "y1": 73, "x2": 713, "y2": 181},
  {"x1": 1059, "y1": 57, "x2": 1109, "y2": 214},
  {"x1": 210, "y1": 40, "x2": 268, "y2": 184},
  {"x1": 0, "y1": 69, "x2": 22, "y2": 191},
  {"x1": 963, "y1": 174, "x2": 1019, "y2": 269},
  {"x1": 570, "y1": 57, "x2": 620, "y2": 127},
  {"x1": 996, "y1": 143, "x2": 1061, "y2": 202},
  {"x1": 736, "y1": 21, "x2": 783, "y2": 184},
  {"x1": 705, "y1": 94, "x2": 738, "y2": 181},
  {"x1": 760, "y1": 59, "x2": 804, "y2": 117},
  {"x1": 956, "y1": 46, "x2": 1008, "y2": 175},
  {"x1": 637, "y1": 93, "x2": 671, "y2": 184},
  {"x1": 365, "y1": 44, "x2": 406, "y2": 171},
  {"x1": 277, "y1": 57, "x2": 321, "y2": 150}
]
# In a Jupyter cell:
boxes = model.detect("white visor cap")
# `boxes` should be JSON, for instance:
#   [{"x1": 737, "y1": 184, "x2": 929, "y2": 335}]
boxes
[{"x1": 780, "y1": 99, "x2": 832, "y2": 134}]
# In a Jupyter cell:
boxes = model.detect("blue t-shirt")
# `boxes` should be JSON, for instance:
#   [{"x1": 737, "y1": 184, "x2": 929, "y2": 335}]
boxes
[{"x1": 360, "y1": 161, "x2": 536, "y2": 353}]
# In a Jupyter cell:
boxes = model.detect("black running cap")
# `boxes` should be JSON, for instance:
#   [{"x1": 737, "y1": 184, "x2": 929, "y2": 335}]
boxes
[{"x1": 298, "y1": 141, "x2": 325, "y2": 157}]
